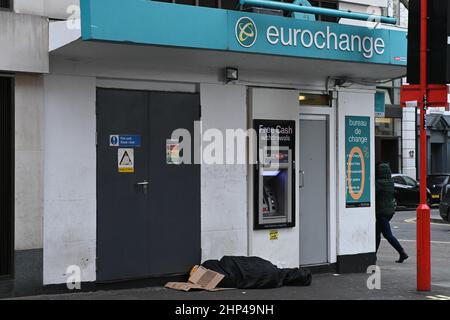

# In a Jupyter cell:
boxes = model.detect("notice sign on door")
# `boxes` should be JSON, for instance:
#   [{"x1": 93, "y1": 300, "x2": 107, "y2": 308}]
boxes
[
  {"x1": 345, "y1": 116, "x2": 371, "y2": 208},
  {"x1": 118, "y1": 148, "x2": 134, "y2": 173},
  {"x1": 166, "y1": 139, "x2": 181, "y2": 165},
  {"x1": 110, "y1": 135, "x2": 141, "y2": 147}
]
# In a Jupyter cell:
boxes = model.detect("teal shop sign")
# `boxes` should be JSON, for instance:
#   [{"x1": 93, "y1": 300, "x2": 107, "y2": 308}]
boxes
[
  {"x1": 228, "y1": 12, "x2": 402, "y2": 64},
  {"x1": 345, "y1": 116, "x2": 371, "y2": 208},
  {"x1": 375, "y1": 92, "x2": 386, "y2": 117},
  {"x1": 80, "y1": 0, "x2": 407, "y2": 66}
]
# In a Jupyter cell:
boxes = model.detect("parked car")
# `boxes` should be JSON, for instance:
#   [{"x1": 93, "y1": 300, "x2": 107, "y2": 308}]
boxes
[
  {"x1": 392, "y1": 174, "x2": 431, "y2": 210},
  {"x1": 427, "y1": 174, "x2": 450, "y2": 206},
  {"x1": 439, "y1": 184, "x2": 450, "y2": 223}
]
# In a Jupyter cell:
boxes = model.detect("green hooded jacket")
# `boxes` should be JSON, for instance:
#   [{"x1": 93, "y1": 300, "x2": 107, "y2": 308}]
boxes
[{"x1": 375, "y1": 163, "x2": 395, "y2": 218}]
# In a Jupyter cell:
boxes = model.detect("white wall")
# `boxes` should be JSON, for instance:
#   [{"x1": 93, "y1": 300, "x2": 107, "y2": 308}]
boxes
[
  {"x1": 337, "y1": 89, "x2": 376, "y2": 256},
  {"x1": 13, "y1": 0, "x2": 44, "y2": 16},
  {"x1": 14, "y1": 0, "x2": 80, "y2": 20},
  {"x1": 43, "y1": 74, "x2": 96, "y2": 285},
  {"x1": 0, "y1": 12, "x2": 49, "y2": 73},
  {"x1": 15, "y1": 73, "x2": 44, "y2": 251},
  {"x1": 41, "y1": 46, "x2": 383, "y2": 281},
  {"x1": 200, "y1": 84, "x2": 248, "y2": 261},
  {"x1": 249, "y1": 88, "x2": 301, "y2": 268},
  {"x1": 402, "y1": 107, "x2": 417, "y2": 179}
]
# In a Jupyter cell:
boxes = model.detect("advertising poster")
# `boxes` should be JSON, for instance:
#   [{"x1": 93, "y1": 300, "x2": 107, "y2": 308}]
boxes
[
  {"x1": 166, "y1": 139, "x2": 181, "y2": 165},
  {"x1": 345, "y1": 116, "x2": 371, "y2": 208}
]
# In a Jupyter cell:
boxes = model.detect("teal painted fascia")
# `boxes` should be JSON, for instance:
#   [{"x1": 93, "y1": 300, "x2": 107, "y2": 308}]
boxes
[
  {"x1": 80, "y1": 0, "x2": 228, "y2": 50},
  {"x1": 79, "y1": 0, "x2": 407, "y2": 67},
  {"x1": 80, "y1": 0, "x2": 92, "y2": 40}
]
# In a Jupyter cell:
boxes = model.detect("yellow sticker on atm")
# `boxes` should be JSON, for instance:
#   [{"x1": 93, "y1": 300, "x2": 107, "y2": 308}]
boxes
[
  {"x1": 269, "y1": 230, "x2": 279, "y2": 241},
  {"x1": 118, "y1": 148, "x2": 134, "y2": 173}
]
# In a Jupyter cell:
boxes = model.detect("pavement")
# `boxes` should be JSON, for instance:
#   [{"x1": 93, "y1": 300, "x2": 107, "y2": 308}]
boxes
[{"x1": 11, "y1": 210, "x2": 450, "y2": 300}]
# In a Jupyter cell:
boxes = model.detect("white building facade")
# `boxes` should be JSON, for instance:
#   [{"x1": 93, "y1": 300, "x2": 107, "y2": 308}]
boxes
[{"x1": 0, "y1": 0, "x2": 408, "y2": 297}]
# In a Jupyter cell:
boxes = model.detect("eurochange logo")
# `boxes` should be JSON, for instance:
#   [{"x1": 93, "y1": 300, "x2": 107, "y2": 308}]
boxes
[
  {"x1": 236, "y1": 17, "x2": 258, "y2": 48},
  {"x1": 236, "y1": 17, "x2": 386, "y2": 59}
]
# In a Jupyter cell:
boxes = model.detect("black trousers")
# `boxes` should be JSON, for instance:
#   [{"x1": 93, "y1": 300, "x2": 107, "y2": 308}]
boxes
[{"x1": 376, "y1": 215, "x2": 405, "y2": 255}]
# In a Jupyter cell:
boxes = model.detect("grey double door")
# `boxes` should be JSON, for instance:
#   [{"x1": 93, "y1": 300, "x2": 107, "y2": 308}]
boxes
[{"x1": 96, "y1": 88, "x2": 200, "y2": 282}]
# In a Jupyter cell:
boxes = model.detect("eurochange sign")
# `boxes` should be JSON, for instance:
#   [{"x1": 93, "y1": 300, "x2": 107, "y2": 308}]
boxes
[
  {"x1": 80, "y1": 0, "x2": 407, "y2": 66},
  {"x1": 229, "y1": 12, "x2": 406, "y2": 65},
  {"x1": 345, "y1": 116, "x2": 371, "y2": 208}
]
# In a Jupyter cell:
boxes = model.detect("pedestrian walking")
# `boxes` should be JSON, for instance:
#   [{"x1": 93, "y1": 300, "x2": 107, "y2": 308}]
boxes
[{"x1": 375, "y1": 162, "x2": 409, "y2": 263}]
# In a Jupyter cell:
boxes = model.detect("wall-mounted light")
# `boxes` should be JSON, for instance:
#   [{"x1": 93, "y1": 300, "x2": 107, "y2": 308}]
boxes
[
  {"x1": 225, "y1": 67, "x2": 239, "y2": 83},
  {"x1": 409, "y1": 150, "x2": 415, "y2": 158}
]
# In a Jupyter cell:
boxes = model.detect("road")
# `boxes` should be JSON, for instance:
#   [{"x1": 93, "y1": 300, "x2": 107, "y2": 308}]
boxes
[
  {"x1": 378, "y1": 208, "x2": 450, "y2": 297},
  {"x1": 391, "y1": 208, "x2": 450, "y2": 243}
]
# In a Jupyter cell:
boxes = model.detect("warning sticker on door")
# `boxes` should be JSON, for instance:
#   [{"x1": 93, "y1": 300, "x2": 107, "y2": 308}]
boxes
[
  {"x1": 166, "y1": 139, "x2": 181, "y2": 165},
  {"x1": 118, "y1": 148, "x2": 134, "y2": 173}
]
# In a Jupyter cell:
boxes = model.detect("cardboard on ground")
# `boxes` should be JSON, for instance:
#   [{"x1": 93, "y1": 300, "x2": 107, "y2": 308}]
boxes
[{"x1": 165, "y1": 266, "x2": 226, "y2": 292}]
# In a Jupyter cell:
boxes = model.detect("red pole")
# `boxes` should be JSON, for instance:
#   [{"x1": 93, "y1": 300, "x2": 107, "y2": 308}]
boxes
[{"x1": 417, "y1": 0, "x2": 431, "y2": 292}]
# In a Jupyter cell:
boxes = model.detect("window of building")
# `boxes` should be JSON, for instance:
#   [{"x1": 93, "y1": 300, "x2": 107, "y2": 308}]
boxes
[
  {"x1": 375, "y1": 116, "x2": 402, "y2": 173},
  {"x1": 299, "y1": 93, "x2": 331, "y2": 107},
  {"x1": 153, "y1": 0, "x2": 240, "y2": 9},
  {"x1": 308, "y1": 0, "x2": 338, "y2": 22},
  {"x1": 152, "y1": 0, "x2": 339, "y2": 22},
  {"x1": 0, "y1": 0, "x2": 12, "y2": 10},
  {"x1": 375, "y1": 118, "x2": 401, "y2": 137}
]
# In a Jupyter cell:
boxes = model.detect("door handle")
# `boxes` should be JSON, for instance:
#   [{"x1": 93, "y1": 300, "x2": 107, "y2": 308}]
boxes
[
  {"x1": 299, "y1": 170, "x2": 305, "y2": 188},
  {"x1": 136, "y1": 180, "x2": 149, "y2": 194}
]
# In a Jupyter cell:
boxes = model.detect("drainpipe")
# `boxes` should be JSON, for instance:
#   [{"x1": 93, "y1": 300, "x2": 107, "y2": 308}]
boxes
[{"x1": 239, "y1": 0, "x2": 398, "y2": 25}]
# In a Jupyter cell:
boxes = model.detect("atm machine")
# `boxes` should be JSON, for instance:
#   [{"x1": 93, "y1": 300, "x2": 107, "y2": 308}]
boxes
[{"x1": 254, "y1": 120, "x2": 295, "y2": 229}]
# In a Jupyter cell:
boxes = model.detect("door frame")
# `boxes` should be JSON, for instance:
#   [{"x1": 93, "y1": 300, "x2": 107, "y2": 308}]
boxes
[{"x1": 299, "y1": 105, "x2": 336, "y2": 265}]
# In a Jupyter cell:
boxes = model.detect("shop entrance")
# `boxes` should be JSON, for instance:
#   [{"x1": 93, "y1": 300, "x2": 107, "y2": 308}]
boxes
[
  {"x1": 299, "y1": 116, "x2": 328, "y2": 266},
  {"x1": 96, "y1": 88, "x2": 201, "y2": 282}
]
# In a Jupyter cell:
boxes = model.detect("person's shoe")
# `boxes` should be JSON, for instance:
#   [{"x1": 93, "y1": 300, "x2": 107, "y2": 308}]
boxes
[{"x1": 396, "y1": 252, "x2": 409, "y2": 263}]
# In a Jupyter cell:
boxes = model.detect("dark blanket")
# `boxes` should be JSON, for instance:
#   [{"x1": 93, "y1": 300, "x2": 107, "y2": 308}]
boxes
[{"x1": 201, "y1": 256, "x2": 312, "y2": 289}]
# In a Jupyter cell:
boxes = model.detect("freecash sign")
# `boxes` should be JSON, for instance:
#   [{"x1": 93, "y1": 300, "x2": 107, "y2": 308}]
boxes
[{"x1": 232, "y1": 14, "x2": 395, "y2": 64}]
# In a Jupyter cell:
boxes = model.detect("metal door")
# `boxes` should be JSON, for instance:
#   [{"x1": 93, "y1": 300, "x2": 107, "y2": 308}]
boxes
[
  {"x1": 147, "y1": 92, "x2": 201, "y2": 275},
  {"x1": 97, "y1": 89, "x2": 200, "y2": 282},
  {"x1": 299, "y1": 117, "x2": 328, "y2": 266},
  {"x1": 97, "y1": 89, "x2": 150, "y2": 281}
]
